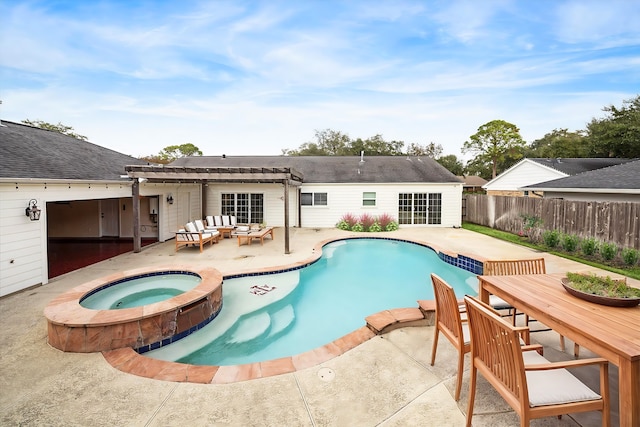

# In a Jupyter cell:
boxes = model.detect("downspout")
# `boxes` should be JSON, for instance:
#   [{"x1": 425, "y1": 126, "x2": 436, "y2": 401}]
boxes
[{"x1": 132, "y1": 179, "x2": 141, "y2": 253}]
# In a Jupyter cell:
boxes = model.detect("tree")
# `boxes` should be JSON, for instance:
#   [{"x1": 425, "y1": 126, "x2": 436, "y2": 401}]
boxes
[
  {"x1": 22, "y1": 119, "x2": 88, "y2": 140},
  {"x1": 350, "y1": 134, "x2": 404, "y2": 156},
  {"x1": 141, "y1": 143, "x2": 203, "y2": 164},
  {"x1": 586, "y1": 95, "x2": 640, "y2": 158},
  {"x1": 462, "y1": 120, "x2": 526, "y2": 178},
  {"x1": 406, "y1": 142, "x2": 443, "y2": 158},
  {"x1": 436, "y1": 154, "x2": 464, "y2": 175},
  {"x1": 526, "y1": 128, "x2": 587, "y2": 158},
  {"x1": 284, "y1": 129, "x2": 352, "y2": 156}
]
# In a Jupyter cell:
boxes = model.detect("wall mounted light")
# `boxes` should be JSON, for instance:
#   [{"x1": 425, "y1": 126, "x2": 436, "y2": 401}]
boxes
[
  {"x1": 25, "y1": 199, "x2": 41, "y2": 221},
  {"x1": 167, "y1": 194, "x2": 174, "y2": 204}
]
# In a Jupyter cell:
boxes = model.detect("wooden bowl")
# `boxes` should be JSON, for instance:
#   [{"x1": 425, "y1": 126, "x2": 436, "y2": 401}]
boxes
[{"x1": 561, "y1": 278, "x2": 640, "y2": 307}]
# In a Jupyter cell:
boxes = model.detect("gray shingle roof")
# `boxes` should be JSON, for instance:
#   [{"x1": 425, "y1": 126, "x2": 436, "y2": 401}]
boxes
[
  {"x1": 525, "y1": 159, "x2": 640, "y2": 190},
  {"x1": 170, "y1": 155, "x2": 461, "y2": 184},
  {"x1": 528, "y1": 158, "x2": 630, "y2": 175},
  {"x1": 0, "y1": 120, "x2": 148, "y2": 180}
]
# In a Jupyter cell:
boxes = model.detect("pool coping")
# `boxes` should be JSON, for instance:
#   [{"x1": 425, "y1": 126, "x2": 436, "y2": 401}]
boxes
[{"x1": 65, "y1": 235, "x2": 485, "y2": 383}]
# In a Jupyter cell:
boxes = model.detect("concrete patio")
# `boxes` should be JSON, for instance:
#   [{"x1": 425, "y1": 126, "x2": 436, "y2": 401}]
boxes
[{"x1": 0, "y1": 227, "x2": 625, "y2": 426}]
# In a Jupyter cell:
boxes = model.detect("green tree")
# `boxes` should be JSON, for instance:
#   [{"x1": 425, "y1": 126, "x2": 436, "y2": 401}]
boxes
[
  {"x1": 350, "y1": 134, "x2": 404, "y2": 156},
  {"x1": 436, "y1": 154, "x2": 464, "y2": 175},
  {"x1": 526, "y1": 128, "x2": 588, "y2": 158},
  {"x1": 406, "y1": 142, "x2": 443, "y2": 157},
  {"x1": 284, "y1": 129, "x2": 352, "y2": 156},
  {"x1": 22, "y1": 119, "x2": 88, "y2": 140},
  {"x1": 142, "y1": 143, "x2": 203, "y2": 164},
  {"x1": 462, "y1": 120, "x2": 526, "y2": 178},
  {"x1": 586, "y1": 95, "x2": 640, "y2": 158}
]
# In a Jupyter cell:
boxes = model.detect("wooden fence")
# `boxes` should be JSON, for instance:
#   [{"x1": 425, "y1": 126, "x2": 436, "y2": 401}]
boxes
[{"x1": 463, "y1": 195, "x2": 640, "y2": 250}]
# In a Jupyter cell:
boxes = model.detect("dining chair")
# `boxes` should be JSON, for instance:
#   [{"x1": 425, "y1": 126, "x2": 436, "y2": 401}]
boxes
[
  {"x1": 463, "y1": 295, "x2": 610, "y2": 427},
  {"x1": 430, "y1": 273, "x2": 470, "y2": 401}
]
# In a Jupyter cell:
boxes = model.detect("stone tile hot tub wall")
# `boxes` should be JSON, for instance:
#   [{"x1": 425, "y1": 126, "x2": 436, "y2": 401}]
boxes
[{"x1": 44, "y1": 265, "x2": 223, "y2": 353}]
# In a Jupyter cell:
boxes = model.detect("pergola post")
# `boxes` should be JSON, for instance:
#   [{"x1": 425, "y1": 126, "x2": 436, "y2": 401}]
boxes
[
  {"x1": 132, "y1": 179, "x2": 141, "y2": 253},
  {"x1": 284, "y1": 179, "x2": 290, "y2": 254}
]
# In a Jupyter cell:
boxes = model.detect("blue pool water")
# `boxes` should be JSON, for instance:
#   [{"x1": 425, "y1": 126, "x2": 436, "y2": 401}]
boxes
[
  {"x1": 146, "y1": 239, "x2": 478, "y2": 366},
  {"x1": 80, "y1": 272, "x2": 201, "y2": 309}
]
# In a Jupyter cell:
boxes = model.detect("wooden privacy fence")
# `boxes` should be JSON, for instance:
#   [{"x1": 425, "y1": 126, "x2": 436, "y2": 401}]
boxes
[{"x1": 463, "y1": 195, "x2": 640, "y2": 250}]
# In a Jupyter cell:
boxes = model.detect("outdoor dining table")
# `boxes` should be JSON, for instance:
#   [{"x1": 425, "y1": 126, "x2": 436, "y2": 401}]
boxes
[{"x1": 478, "y1": 273, "x2": 640, "y2": 427}]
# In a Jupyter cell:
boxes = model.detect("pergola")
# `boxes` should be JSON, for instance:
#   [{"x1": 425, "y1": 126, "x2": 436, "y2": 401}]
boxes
[{"x1": 125, "y1": 165, "x2": 304, "y2": 254}]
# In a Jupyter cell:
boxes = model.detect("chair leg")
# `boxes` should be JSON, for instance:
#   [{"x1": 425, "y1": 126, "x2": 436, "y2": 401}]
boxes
[
  {"x1": 430, "y1": 328, "x2": 439, "y2": 366},
  {"x1": 574, "y1": 343, "x2": 580, "y2": 358},
  {"x1": 560, "y1": 335, "x2": 566, "y2": 351},
  {"x1": 455, "y1": 348, "x2": 464, "y2": 400},
  {"x1": 465, "y1": 367, "x2": 477, "y2": 427}
]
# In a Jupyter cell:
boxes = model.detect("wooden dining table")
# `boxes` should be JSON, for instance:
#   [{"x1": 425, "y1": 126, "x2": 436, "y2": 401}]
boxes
[{"x1": 478, "y1": 273, "x2": 640, "y2": 427}]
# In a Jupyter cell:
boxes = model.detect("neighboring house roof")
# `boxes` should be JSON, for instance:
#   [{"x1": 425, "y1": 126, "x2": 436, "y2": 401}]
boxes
[
  {"x1": 170, "y1": 155, "x2": 461, "y2": 184},
  {"x1": 0, "y1": 120, "x2": 148, "y2": 181},
  {"x1": 482, "y1": 157, "x2": 632, "y2": 191},
  {"x1": 457, "y1": 175, "x2": 487, "y2": 186},
  {"x1": 527, "y1": 158, "x2": 630, "y2": 175},
  {"x1": 524, "y1": 159, "x2": 640, "y2": 193}
]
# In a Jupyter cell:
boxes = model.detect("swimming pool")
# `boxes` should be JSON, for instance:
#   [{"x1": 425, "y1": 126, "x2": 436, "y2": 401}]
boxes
[{"x1": 146, "y1": 238, "x2": 478, "y2": 366}]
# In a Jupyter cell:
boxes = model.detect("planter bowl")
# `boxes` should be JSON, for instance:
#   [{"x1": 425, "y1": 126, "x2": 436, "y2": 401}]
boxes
[{"x1": 561, "y1": 278, "x2": 640, "y2": 308}]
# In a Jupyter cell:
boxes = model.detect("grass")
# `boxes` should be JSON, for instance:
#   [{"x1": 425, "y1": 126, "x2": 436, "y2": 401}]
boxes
[
  {"x1": 462, "y1": 222, "x2": 640, "y2": 281},
  {"x1": 565, "y1": 272, "x2": 640, "y2": 298}
]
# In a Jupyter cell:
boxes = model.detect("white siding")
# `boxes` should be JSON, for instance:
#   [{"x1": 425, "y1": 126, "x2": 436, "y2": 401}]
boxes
[
  {"x1": 484, "y1": 160, "x2": 566, "y2": 191},
  {"x1": 299, "y1": 183, "x2": 462, "y2": 228}
]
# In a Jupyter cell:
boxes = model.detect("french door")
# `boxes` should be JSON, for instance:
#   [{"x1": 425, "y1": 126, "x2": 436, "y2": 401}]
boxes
[
  {"x1": 398, "y1": 193, "x2": 442, "y2": 225},
  {"x1": 221, "y1": 193, "x2": 264, "y2": 224}
]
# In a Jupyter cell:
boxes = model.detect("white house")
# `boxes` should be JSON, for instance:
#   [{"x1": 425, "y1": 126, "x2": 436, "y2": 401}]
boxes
[
  {"x1": 523, "y1": 159, "x2": 640, "y2": 202},
  {"x1": 483, "y1": 158, "x2": 631, "y2": 197},
  {"x1": 1, "y1": 121, "x2": 462, "y2": 297}
]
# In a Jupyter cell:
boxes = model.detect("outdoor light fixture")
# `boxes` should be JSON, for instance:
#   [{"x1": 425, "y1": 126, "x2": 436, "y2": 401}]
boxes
[
  {"x1": 25, "y1": 199, "x2": 41, "y2": 221},
  {"x1": 167, "y1": 194, "x2": 174, "y2": 204}
]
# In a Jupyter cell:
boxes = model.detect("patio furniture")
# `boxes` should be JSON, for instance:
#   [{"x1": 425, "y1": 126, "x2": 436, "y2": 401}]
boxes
[
  {"x1": 483, "y1": 258, "x2": 579, "y2": 356},
  {"x1": 175, "y1": 221, "x2": 220, "y2": 252},
  {"x1": 430, "y1": 273, "x2": 470, "y2": 401},
  {"x1": 478, "y1": 273, "x2": 638, "y2": 426},
  {"x1": 234, "y1": 226, "x2": 274, "y2": 246},
  {"x1": 464, "y1": 295, "x2": 610, "y2": 427}
]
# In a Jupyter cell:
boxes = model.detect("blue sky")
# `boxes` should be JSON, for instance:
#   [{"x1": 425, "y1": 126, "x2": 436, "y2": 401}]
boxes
[{"x1": 2, "y1": 1, "x2": 639, "y2": 160}]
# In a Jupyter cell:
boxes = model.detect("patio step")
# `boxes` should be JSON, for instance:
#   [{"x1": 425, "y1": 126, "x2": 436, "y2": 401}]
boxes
[
  {"x1": 228, "y1": 311, "x2": 271, "y2": 344},
  {"x1": 267, "y1": 304, "x2": 295, "y2": 337}
]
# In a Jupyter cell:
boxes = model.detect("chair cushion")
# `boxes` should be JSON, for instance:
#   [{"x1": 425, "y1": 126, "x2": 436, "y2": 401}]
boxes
[
  {"x1": 230, "y1": 215, "x2": 237, "y2": 226},
  {"x1": 214, "y1": 215, "x2": 223, "y2": 226},
  {"x1": 206, "y1": 216, "x2": 215, "y2": 227},
  {"x1": 237, "y1": 225, "x2": 250, "y2": 232},
  {"x1": 523, "y1": 351, "x2": 602, "y2": 407},
  {"x1": 195, "y1": 220, "x2": 206, "y2": 232},
  {"x1": 461, "y1": 323, "x2": 471, "y2": 344},
  {"x1": 222, "y1": 215, "x2": 231, "y2": 226},
  {"x1": 489, "y1": 295, "x2": 512, "y2": 310}
]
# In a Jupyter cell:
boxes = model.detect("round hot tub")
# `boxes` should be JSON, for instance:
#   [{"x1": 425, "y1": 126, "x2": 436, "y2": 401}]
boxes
[{"x1": 44, "y1": 265, "x2": 223, "y2": 353}]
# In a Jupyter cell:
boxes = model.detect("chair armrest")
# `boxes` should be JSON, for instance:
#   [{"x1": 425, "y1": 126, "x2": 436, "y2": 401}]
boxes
[
  {"x1": 521, "y1": 344, "x2": 543, "y2": 355},
  {"x1": 514, "y1": 326, "x2": 530, "y2": 344},
  {"x1": 524, "y1": 357, "x2": 608, "y2": 371}
]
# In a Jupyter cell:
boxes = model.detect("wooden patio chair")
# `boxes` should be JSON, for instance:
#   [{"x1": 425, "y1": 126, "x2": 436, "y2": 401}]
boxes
[
  {"x1": 430, "y1": 273, "x2": 471, "y2": 401},
  {"x1": 463, "y1": 295, "x2": 610, "y2": 427},
  {"x1": 483, "y1": 258, "x2": 579, "y2": 356}
]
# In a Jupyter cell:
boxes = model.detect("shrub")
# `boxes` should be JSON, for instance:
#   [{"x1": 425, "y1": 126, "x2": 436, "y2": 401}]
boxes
[
  {"x1": 336, "y1": 220, "x2": 350, "y2": 231},
  {"x1": 581, "y1": 237, "x2": 599, "y2": 256},
  {"x1": 561, "y1": 234, "x2": 580, "y2": 252},
  {"x1": 339, "y1": 213, "x2": 358, "y2": 228},
  {"x1": 385, "y1": 221, "x2": 399, "y2": 231},
  {"x1": 351, "y1": 223, "x2": 364, "y2": 232},
  {"x1": 376, "y1": 213, "x2": 395, "y2": 230},
  {"x1": 622, "y1": 248, "x2": 640, "y2": 266},
  {"x1": 359, "y1": 213, "x2": 376, "y2": 231},
  {"x1": 542, "y1": 229, "x2": 561, "y2": 248},
  {"x1": 520, "y1": 214, "x2": 543, "y2": 236},
  {"x1": 369, "y1": 222, "x2": 382, "y2": 232},
  {"x1": 600, "y1": 242, "x2": 618, "y2": 261}
]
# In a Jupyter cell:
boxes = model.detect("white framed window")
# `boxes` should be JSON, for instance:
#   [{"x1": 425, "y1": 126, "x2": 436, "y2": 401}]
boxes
[
  {"x1": 301, "y1": 192, "x2": 327, "y2": 206},
  {"x1": 363, "y1": 191, "x2": 376, "y2": 207}
]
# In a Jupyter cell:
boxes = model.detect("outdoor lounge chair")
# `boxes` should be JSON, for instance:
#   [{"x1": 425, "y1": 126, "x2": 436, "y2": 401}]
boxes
[
  {"x1": 463, "y1": 295, "x2": 610, "y2": 427},
  {"x1": 175, "y1": 221, "x2": 220, "y2": 252}
]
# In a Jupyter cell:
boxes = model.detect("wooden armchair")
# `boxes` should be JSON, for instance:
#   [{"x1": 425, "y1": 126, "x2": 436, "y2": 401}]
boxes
[
  {"x1": 175, "y1": 221, "x2": 220, "y2": 253},
  {"x1": 430, "y1": 273, "x2": 470, "y2": 401},
  {"x1": 483, "y1": 258, "x2": 579, "y2": 356},
  {"x1": 463, "y1": 295, "x2": 610, "y2": 427}
]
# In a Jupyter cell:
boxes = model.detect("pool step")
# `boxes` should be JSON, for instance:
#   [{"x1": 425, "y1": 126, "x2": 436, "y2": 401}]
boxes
[
  {"x1": 228, "y1": 312, "x2": 271, "y2": 344},
  {"x1": 267, "y1": 305, "x2": 295, "y2": 337}
]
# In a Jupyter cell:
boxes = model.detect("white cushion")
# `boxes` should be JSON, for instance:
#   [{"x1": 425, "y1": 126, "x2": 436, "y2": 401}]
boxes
[
  {"x1": 194, "y1": 219, "x2": 206, "y2": 232},
  {"x1": 206, "y1": 216, "x2": 215, "y2": 227},
  {"x1": 237, "y1": 225, "x2": 250, "y2": 232},
  {"x1": 230, "y1": 215, "x2": 237, "y2": 226},
  {"x1": 214, "y1": 215, "x2": 223, "y2": 226},
  {"x1": 222, "y1": 215, "x2": 231, "y2": 226},
  {"x1": 523, "y1": 350, "x2": 601, "y2": 407},
  {"x1": 185, "y1": 222, "x2": 197, "y2": 233}
]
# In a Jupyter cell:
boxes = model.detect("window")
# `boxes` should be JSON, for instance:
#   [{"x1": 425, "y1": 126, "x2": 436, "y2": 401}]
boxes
[
  {"x1": 363, "y1": 192, "x2": 376, "y2": 207},
  {"x1": 301, "y1": 192, "x2": 327, "y2": 206},
  {"x1": 221, "y1": 193, "x2": 264, "y2": 223},
  {"x1": 398, "y1": 192, "x2": 441, "y2": 225}
]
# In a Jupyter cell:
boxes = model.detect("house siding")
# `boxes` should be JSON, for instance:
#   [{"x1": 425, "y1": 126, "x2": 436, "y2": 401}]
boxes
[
  {"x1": 299, "y1": 183, "x2": 462, "y2": 228},
  {"x1": 483, "y1": 160, "x2": 566, "y2": 193}
]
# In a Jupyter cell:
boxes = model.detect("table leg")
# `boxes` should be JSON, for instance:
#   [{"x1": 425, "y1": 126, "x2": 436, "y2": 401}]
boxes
[{"x1": 618, "y1": 358, "x2": 640, "y2": 427}]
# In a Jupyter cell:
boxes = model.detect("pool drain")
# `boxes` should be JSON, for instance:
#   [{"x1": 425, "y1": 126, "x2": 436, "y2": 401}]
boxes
[{"x1": 317, "y1": 367, "x2": 335, "y2": 382}]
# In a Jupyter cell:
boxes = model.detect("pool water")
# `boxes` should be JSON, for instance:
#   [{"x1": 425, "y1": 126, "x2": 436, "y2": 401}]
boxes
[
  {"x1": 147, "y1": 239, "x2": 478, "y2": 366},
  {"x1": 80, "y1": 273, "x2": 201, "y2": 309}
]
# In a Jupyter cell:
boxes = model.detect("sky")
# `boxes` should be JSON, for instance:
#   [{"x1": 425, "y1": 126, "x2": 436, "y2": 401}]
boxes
[{"x1": 2, "y1": 1, "x2": 639, "y2": 160}]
